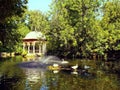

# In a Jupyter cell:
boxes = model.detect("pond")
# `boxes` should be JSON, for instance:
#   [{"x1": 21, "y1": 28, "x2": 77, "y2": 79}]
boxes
[{"x1": 0, "y1": 56, "x2": 120, "y2": 90}]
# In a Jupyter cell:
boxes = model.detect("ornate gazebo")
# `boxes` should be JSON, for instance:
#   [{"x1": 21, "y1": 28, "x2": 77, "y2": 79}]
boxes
[{"x1": 23, "y1": 31, "x2": 46, "y2": 56}]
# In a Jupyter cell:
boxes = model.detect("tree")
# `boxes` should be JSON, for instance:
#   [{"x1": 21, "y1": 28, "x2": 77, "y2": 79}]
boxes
[
  {"x1": 98, "y1": 0, "x2": 120, "y2": 59},
  {"x1": 101, "y1": 0, "x2": 120, "y2": 51},
  {"x1": 0, "y1": 0, "x2": 28, "y2": 23},
  {"x1": 27, "y1": 10, "x2": 50, "y2": 34},
  {"x1": 0, "y1": 0, "x2": 28, "y2": 52},
  {"x1": 49, "y1": 0, "x2": 102, "y2": 58},
  {"x1": 0, "y1": 15, "x2": 30, "y2": 52}
]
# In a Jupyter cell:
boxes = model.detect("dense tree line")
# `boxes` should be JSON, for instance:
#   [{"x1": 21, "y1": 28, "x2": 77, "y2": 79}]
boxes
[
  {"x1": 0, "y1": 0, "x2": 120, "y2": 60},
  {"x1": 47, "y1": 0, "x2": 120, "y2": 59}
]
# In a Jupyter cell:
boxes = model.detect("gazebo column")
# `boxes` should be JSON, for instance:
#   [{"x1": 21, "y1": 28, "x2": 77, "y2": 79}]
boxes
[
  {"x1": 43, "y1": 43, "x2": 46, "y2": 54},
  {"x1": 41, "y1": 42, "x2": 46, "y2": 54},
  {"x1": 27, "y1": 42, "x2": 30, "y2": 54},
  {"x1": 32, "y1": 42, "x2": 35, "y2": 53},
  {"x1": 41, "y1": 43, "x2": 44, "y2": 54},
  {"x1": 39, "y1": 44, "x2": 41, "y2": 54}
]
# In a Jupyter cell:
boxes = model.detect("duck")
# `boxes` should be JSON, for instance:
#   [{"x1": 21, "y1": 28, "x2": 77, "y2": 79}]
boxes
[
  {"x1": 53, "y1": 63, "x2": 59, "y2": 67},
  {"x1": 61, "y1": 59, "x2": 69, "y2": 64},
  {"x1": 84, "y1": 65, "x2": 90, "y2": 69},
  {"x1": 71, "y1": 64, "x2": 78, "y2": 70},
  {"x1": 71, "y1": 71, "x2": 78, "y2": 75},
  {"x1": 53, "y1": 70, "x2": 59, "y2": 74}
]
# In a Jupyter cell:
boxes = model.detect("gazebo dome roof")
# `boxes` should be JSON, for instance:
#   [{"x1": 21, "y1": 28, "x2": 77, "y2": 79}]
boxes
[{"x1": 23, "y1": 31, "x2": 46, "y2": 40}]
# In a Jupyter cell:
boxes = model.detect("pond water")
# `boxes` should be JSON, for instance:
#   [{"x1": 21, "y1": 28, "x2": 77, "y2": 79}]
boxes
[{"x1": 0, "y1": 56, "x2": 120, "y2": 90}]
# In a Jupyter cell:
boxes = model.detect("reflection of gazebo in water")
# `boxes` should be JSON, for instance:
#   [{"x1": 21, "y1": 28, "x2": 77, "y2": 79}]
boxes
[{"x1": 23, "y1": 31, "x2": 46, "y2": 56}]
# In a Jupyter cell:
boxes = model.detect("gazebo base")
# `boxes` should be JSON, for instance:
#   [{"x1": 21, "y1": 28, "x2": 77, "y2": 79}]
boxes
[{"x1": 26, "y1": 53, "x2": 43, "y2": 57}]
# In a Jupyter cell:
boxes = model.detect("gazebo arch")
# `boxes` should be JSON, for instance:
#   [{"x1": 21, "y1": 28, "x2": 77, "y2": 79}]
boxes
[{"x1": 23, "y1": 31, "x2": 46, "y2": 56}]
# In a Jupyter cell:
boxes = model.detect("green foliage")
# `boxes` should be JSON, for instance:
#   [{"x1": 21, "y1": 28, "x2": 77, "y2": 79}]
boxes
[
  {"x1": 21, "y1": 50, "x2": 27, "y2": 56},
  {"x1": 0, "y1": 0, "x2": 28, "y2": 52},
  {"x1": 47, "y1": 0, "x2": 120, "y2": 59},
  {"x1": 0, "y1": 0, "x2": 28, "y2": 23},
  {"x1": 101, "y1": 0, "x2": 120, "y2": 51},
  {"x1": 27, "y1": 10, "x2": 50, "y2": 34},
  {"x1": 48, "y1": 0, "x2": 102, "y2": 57},
  {"x1": 0, "y1": 16, "x2": 27, "y2": 52}
]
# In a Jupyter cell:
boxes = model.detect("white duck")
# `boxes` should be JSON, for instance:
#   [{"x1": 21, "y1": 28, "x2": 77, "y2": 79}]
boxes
[
  {"x1": 61, "y1": 59, "x2": 69, "y2": 64},
  {"x1": 53, "y1": 63, "x2": 59, "y2": 67},
  {"x1": 71, "y1": 71, "x2": 78, "y2": 75},
  {"x1": 71, "y1": 64, "x2": 78, "y2": 70},
  {"x1": 53, "y1": 70, "x2": 59, "y2": 74},
  {"x1": 84, "y1": 65, "x2": 90, "y2": 69}
]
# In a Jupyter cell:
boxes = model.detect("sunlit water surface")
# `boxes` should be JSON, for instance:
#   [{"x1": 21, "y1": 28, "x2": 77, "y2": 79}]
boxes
[{"x1": 0, "y1": 56, "x2": 120, "y2": 90}]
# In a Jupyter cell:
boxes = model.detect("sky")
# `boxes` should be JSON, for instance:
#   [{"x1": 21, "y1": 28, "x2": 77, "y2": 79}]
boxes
[{"x1": 27, "y1": 0, "x2": 52, "y2": 13}]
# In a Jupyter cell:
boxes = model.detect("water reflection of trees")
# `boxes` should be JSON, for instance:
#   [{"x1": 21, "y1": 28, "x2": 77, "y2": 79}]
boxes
[
  {"x1": 42, "y1": 60, "x2": 120, "y2": 90},
  {"x1": 0, "y1": 61, "x2": 26, "y2": 90},
  {"x1": 32, "y1": 71, "x2": 112, "y2": 90},
  {"x1": 0, "y1": 58, "x2": 120, "y2": 90}
]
